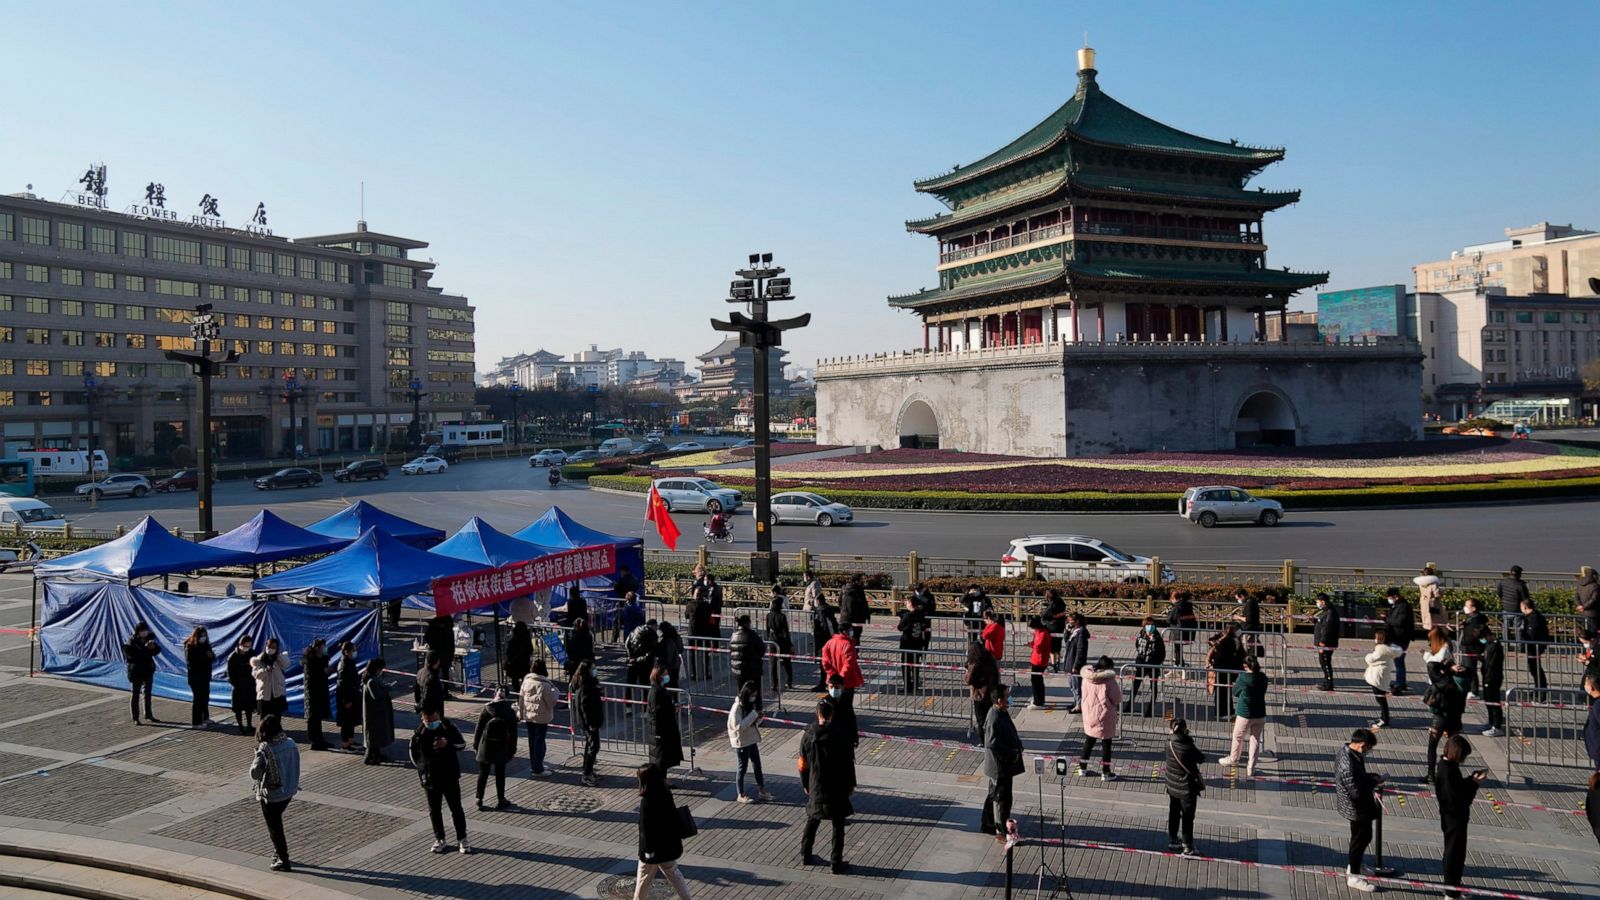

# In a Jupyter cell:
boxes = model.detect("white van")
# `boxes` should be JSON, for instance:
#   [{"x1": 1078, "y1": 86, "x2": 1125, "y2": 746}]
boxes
[
  {"x1": 597, "y1": 437, "x2": 634, "y2": 457},
  {"x1": 0, "y1": 497, "x2": 69, "y2": 531}
]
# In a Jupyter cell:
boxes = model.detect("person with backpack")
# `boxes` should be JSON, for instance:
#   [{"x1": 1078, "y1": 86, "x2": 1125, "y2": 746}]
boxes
[
  {"x1": 962, "y1": 585, "x2": 992, "y2": 645},
  {"x1": 1478, "y1": 627, "x2": 1505, "y2": 737},
  {"x1": 766, "y1": 587, "x2": 796, "y2": 690},
  {"x1": 727, "y1": 681, "x2": 770, "y2": 803},
  {"x1": 1335, "y1": 728, "x2": 1386, "y2": 893},
  {"x1": 1518, "y1": 597, "x2": 1550, "y2": 692},
  {"x1": 1165, "y1": 590, "x2": 1197, "y2": 668},
  {"x1": 249, "y1": 715, "x2": 300, "y2": 871},
  {"x1": 124, "y1": 621, "x2": 161, "y2": 725},
  {"x1": 633, "y1": 763, "x2": 694, "y2": 899},
  {"x1": 1164, "y1": 718, "x2": 1204, "y2": 856},
  {"x1": 227, "y1": 636, "x2": 256, "y2": 735},
  {"x1": 1124, "y1": 616, "x2": 1166, "y2": 716},
  {"x1": 897, "y1": 595, "x2": 931, "y2": 694},
  {"x1": 1219, "y1": 655, "x2": 1269, "y2": 776},
  {"x1": 1312, "y1": 593, "x2": 1341, "y2": 692},
  {"x1": 473, "y1": 690, "x2": 519, "y2": 810},
  {"x1": 1077, "y1": 656, "x2": 1121, "y2": 781},
  {"x1": 517, "y1": 658, "x2": 559, "y2": 778},
  {"x1": 627, "y1": 618, "x2": 660, "y2": 697},
  {"x1": 1363, "y1": 629, "x2": 1402, "y2": 730},
  {"x1": 409, "y1": 707, "x2": 471, "y2": 855},
  {"x1": 1027, "y1": 616, "x2": 1052, "y2": 708}
]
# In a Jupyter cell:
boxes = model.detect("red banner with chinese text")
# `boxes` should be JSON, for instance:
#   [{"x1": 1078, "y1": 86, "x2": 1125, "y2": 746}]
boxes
[{"x1": 431, "y1": 545, "x2": 617, "y2": 616}]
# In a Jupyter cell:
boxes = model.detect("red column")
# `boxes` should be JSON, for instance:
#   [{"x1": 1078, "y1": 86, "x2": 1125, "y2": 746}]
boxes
[
  {"x1": 1097, "y1": 303, "x2": 1105, "y2": 341},
  {"x1": 923, "y1": 322, "x2": 929, "y2": 352}
]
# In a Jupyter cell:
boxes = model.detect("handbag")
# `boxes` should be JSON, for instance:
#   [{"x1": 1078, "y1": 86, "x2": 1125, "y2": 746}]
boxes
[{"x1": 676, "y1": 804, "x2": 698, "y2": 838}]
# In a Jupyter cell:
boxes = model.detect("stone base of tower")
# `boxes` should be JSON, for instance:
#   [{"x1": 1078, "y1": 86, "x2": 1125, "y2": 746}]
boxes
[{"x1": 816, "y1": 340, "x2": 1423, "y2": 457}]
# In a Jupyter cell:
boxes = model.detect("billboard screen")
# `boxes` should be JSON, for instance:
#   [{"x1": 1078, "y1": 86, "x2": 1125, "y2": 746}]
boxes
[{"x1": 1317, "y1": 285, "x2": 1406, "y2": 340}]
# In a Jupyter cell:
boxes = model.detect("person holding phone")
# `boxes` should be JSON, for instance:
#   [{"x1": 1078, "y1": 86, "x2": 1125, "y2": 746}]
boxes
[{"x1": 1435, "y1": 735, "x2": 1488, "y2": 899}]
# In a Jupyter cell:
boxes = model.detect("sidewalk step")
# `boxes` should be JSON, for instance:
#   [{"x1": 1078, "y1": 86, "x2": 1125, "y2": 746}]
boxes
[{"x1": 0, "y1": 853, "x2": 226, "y2": 900}]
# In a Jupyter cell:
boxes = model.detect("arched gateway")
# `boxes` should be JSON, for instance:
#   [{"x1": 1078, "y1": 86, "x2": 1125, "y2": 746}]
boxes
[
  {"x1": 898, "y1": 400, "x2": 940, "y2": 449},
  {"x1": 1235, "y1": 391, "x2": 1297, "y2": 448}
]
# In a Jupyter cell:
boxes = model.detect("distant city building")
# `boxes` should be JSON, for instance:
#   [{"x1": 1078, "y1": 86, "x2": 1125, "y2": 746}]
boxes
[
  {"x1": 1414, "y1": 223, "x2": 1600, "y2": 297},
  {"x1": 500, "y1": 345, "x2": 681, "y2": 390},
  {"x1": 695, "y1": 337, "x2": 790, "y2": 400},
  {"x1": 1, "y1": 187, "x2": 475, "y2": 458}
]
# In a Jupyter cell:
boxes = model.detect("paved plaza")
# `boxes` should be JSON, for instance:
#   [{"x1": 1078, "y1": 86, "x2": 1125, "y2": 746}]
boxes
[{"x1": 0, "y1": 572, "x2": 1595, "y2": 899}]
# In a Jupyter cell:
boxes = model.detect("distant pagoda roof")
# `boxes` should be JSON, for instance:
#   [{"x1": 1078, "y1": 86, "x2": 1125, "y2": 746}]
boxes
[
  {"x1": 913, "y1": 67, "x2": 1283, "y2": 194},
  {"x1": 888, "y1": 262, "x2": 1327, "y2": 310}
]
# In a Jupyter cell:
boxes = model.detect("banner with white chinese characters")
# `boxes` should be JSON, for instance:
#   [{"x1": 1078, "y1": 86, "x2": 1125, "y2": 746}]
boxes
[{"x1": 430, "y1": 546, "x2": 617, "y2": 617}]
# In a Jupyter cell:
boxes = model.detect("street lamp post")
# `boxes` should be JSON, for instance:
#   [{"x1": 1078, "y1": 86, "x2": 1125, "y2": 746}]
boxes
[
  {"x1": 711, "y1": 252, "x2": 809, "y2": 582},
  {"x1": 280, "y1": 373, "x2": 306, "y2": 459},
  {"x1": 81, "y1": 373, "x2": 99, "y2": 457},
  {"x1": 407, "y1": 378, "x2": 427, "y2": 448},
  {"x1": 509, "y1": 382, "x2": 524, "y2": 449},
  {"x1": 164, "y1": 304, "x2": 240, "y2": 539}
]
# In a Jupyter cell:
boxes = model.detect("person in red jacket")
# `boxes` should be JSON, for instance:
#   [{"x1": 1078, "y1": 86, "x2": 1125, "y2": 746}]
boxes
[
  {"x1": 820, "y1": 631, "x2": 863, "y2": 744},
  {"x1": 981, "y1": 610, "x2": 1006, "y2": 663},
  {"x1": 1027, "y1": 616, "x2": 1052, "y2": 708}
]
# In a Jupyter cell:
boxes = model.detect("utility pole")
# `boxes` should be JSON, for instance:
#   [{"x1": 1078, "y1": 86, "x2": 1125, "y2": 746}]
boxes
[
  {"x1": 712, "y1": 253, "x2": 809, "y2": 582},
  {"x1": 279, "y1": 373, "x2": 306, "y2": 459},
  {"x1": 509, "y1": 382, "x2": 523, "y2": 449},
  {"x1": 164, "y1": 304, "x2": 239, "y2": 539},
  {"x1": 81, "y1": 373, "x2": 99, "y2": 458},
  {"x1": 407, "y1": 378, "x2": 427, "y2": 448}
]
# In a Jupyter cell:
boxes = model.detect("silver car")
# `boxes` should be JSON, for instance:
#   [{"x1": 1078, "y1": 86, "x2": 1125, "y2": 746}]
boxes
[
  {"x1": 769, "y1": 491, "x2": 853, "y2": 527},
  {"x1": 75, "y1": 474, "x2": 153, "y2": 500},
  {"x1": 1179, "y1": 485, "x2": 1283, "y2": 527},
  {"x1": 652, "y1": 477, "x2": 743, "y2": 513}
]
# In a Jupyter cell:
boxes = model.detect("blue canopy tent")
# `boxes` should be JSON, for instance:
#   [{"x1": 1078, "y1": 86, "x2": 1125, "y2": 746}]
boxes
[
  {"x1": 251, "y1": 527, "x2": 484, "y2": 602},
  {"x1": 33, "y1": 516, "x2": 257, "y2": 582},
  {"x1": 201, "y1": 509, "x2": 352, "y2": 564},
  {"x1": 40, "y1": 581, "x2": 381, "y2": 717},
  {"x1": 512, "y1": 506, "x2": 642, "y2": 624},
  {"x1": 304, "y1": 500, "x2": 446, "y2": 549}
]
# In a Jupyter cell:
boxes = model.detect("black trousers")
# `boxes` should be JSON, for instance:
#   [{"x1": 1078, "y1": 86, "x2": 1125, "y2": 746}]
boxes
[
  {"x1": 307, "y1": 709, "x2": 326, "y2": 747},
  {"x1": 1526, "y1": 652, "x2": 1547, "y2": 691},
  {"x1": 582, "y1": 725, "x2": 601, "y2": 775},
  {"x1": 972, "y1": 697, "x2": 993, "y2": 745},
  {"x1": 1029, "y1": 666, "x2": 1046, "y2": 706},
  {"x1": 1586, "y1": 774, "x2": 1600, "y2": 846},
  {"x1": 903, "y1": 650, "x2": 924, "y2": 693},
  {"x1": 773, "y1": 643, "x2": 794, "y2": 687},
  {"x1": 189, "y1": 680, "x2": 210, "y2": 727},
  {"x1": 1372, "y1": 687, "x2": 1390, "y2": 725},
  {"x1": 1126, "y1": 667, "x2": 1160, "y2": 711},
  {"x1": 1081, "y1": 737, "x2": 1112, "y2": 770},
  {"x1": 982, "y1": 774, "x2": 1013, "y2": 833},
  {"x1": 476, "y1": 761, "x2": 507, "y2": 803},
  {"x1": 1318, "y1": 649, "x2": 1336, "y2": 685},
  {"x1": 1213, "y1": 675, "x2": 1234, "y2": 719},
  {"x1": 340, "y1": 721, "x2": 357, "y2": 743},
  {"x1": 259, "y1": 798, "x2": 291, "y2": 862},
  {"x1": 425, "y1": 781, "x2": 467, "y2": 842},
  {"x1": 1167, "y1": 794, "x2": 1196, "y2": 845},
  {"x1": 811, "y1": 626, "x2": 830, "y2": 684},
  {"x1": 802, "y1": 815, "x2": 847, "y2": 864},
  {"x1": 130, "y1": 676, "x2": 154, "y2": 720},
  {"x1": 1441, "y1": 818, "x2": 1469, "y2": 892},
  {"x1": 258, "y1": 696, "x2": 287, "y2": 719},
  {"x1": 1348, "y1": 817, "x2": 1374, "y2": 873},
  {"x1": 1483, "y1": 681, "x2": 1504, "y2": 729}
]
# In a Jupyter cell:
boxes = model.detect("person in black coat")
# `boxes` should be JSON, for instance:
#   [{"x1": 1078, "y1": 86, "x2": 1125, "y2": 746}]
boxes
[
  {"x1": 301, "y1": 639, "x2": 332, "y2": 751},
  {"x1": 633, "y1": 763, "x2": 692, "y2": 897},
  {"x1": 842, "y1": 574, "x2": 870, "y2": 643},
  {"x1": 423, "y1": 614, "x2": 455, "y2": 690},
  {"x1": 728, "y1": 615, "x2": 766, "y2": 707},
  {"x1": 799, "y1": 698, "x2": 856, "y2": 874},
  {"x1": 414, "y1": 652, "x2": 446, "y2": 717},
  {"x1": 1165, "y1": 591, "x2": 1198, "y2": 668},
  {"x1": 962, "y1": 586, "x2": 992, "y2": 645},
  {"x1": 766, "y1": 590, "x2": 795, "y2": 690},
  {"x1": 1041, "y1": 589, "x2": 1068, "y2": 672},
  {"x1": 654, "y1": 622, "x2": 683, "y2": 687},
  {"x1": 1207, "y1": 625, "x2": 1246, "y2": 720},
  {"x1": 1477, "y1": 629, "x2": 1506, "y2": 736},
  {"x1": 627, "y1": 618, "x2": 660, "y2": 689},
  {"x1": 1335, "y1": 728, "x2": 1385, "y2": 893},
  {"x1": 227, "y1": 636, "x2": 256, "y2": 734},
  {"x1": 473, "y1": 692, "x2": 518, "y2": 809},
  {"x1": 1125, "y1": 616, "x2": 1166, "y2": 715},
  {"x1": 124, "y1": 621, "x2": 161, "y2": 725},
  {"x1": 980, "y1": 683, "x2": 1024, "y2": 838},
  {"x1": 1312, "y1": 593, "x2": 1342, "y2": 691},
  {"x1": 1436, "y1": 735, "x2": 1487, "y2": 900},
  {"x1": 897, "y1": 596, "x2": 931, "y2": 693},
  {"x1": 184, "y1": 626, "x2": 215, "y2": 728},
  {"x1": 1457, "y1": 598, "x2": 1489, "y2": 693},
  {"x1": 409, "y1": 708, "x2": 470, "y2": 854},
  {"x1": 572, "y1": 660, "x2": 604, "y2": 786},
  {"x1": 564, "y1": 583, "x2": 589, "y2": 633},
  {"x1": 1496, "y1": 566, "x2": 1531, "y2": 628},
  {"x1": 1164, "y1": 718, "x2": 1205, "y2": 855},
  {"x1": 808, "y1": 597, "x2": 840, "y2": 690},
  {"x1": 334, "y1": 641, "x2": 362, "y2": 751},
  {"x1": 504, "y1": 621, "x2": 533, "y2": 689},
  {"x1": 1383, "y1": 588, "x2": 1415, "y2": 694},
  {"x1": 965, "y1": 640, "x2": 1000, "y2": 745},
  {"x1": 565, "y1": 617, "x2": 595, "y2": 682},
  {"x1": 686, "y1": 589, "x2": 718, "y2": 681},
  {"x1": 1517, "y1": 598, "x2": 1550, "y2": 692},
  {"x1": 647, "y1": 665, "x2": 684, "y2": 772}
]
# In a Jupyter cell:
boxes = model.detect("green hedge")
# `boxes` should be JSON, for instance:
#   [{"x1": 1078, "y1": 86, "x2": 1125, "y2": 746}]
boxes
[{"x1": 589, "y1": 473, "x2": 1600, "y2": 512}]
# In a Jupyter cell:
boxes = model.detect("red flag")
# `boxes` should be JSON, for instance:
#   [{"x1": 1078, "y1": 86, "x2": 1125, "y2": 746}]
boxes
[{"x1": 645, "y1": 483, "x2": 681, "y2": 550}]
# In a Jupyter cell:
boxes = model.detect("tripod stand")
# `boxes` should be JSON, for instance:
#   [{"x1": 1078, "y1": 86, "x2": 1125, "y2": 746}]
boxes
[{"x1": 1030, "y1": 755, "x2": 1074, "y2": 899}]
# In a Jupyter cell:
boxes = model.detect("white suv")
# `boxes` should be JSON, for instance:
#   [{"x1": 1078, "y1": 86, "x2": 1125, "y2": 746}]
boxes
[
  {"x1": 999, "y1": 535, "x2": 1173, "y2": 583},
  {"x1": 1179, "y1": 486, "x2": 1283, "y2": 528}
]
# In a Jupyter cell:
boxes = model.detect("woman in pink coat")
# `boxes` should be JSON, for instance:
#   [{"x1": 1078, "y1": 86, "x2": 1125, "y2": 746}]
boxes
[{"x1": 1077, "y1": 655, "x2": 1122, "y2": 781}]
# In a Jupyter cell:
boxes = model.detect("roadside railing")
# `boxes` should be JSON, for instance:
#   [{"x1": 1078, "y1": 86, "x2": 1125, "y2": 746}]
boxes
[
  {"x1": 570, "y1": 680, "x2": 697, "y2": 772},
  {"x1": 1503, "y1": 686, "x2": 1591, "y2": 780}
]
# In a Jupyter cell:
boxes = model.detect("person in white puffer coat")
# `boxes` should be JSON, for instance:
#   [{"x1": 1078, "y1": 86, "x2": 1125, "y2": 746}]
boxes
[
  {"x1": 1364, "y1": 629, "x2": 1403, "y2": 729},
  {"x1": 726, "y1": 682, "x2": 770, "y2": 803},
  {"x1": 1414, "y1": 564, "x2": 1444, "y2": 632}
]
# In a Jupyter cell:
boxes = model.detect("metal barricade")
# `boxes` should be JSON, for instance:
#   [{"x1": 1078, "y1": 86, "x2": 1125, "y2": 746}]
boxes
[
  {"x1": 1504, "y1": 687, "x2": 1591, "y2": 780},
  {"x1": 1494, "y1": 640, "x2": 1588, "y2": 692},
  {"x1": 570, "y1": 680, "x2": 697, "y2": 772},
  {"x1": 850, "y1": 645, "x2": 971, "y2": 722},
  {"x1": 1114, "y1": 663, "x2": 1270, "y2": 743},
  {"x1": 1241, "y1": 630, "x2": 1291, "y2": 686}
]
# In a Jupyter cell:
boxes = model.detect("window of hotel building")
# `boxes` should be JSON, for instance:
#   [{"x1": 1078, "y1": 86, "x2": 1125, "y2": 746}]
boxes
[
  {"x1": 1541, "y1": 331, "x2": 1550, "y2": 343},
  {"x1": 278, "y1": 292, "x2": 293, "y2": 306},
  {"x1": 0, "y1": 391, "x2": 11, "y2": 407},
  {"x1": 320, "y1": 320, "x2": 336, "y2": 334},
  {"x1": 1515, "y1": 311, "x2": 1532, "y2": 323},
  {"x1": 428, "y1": 350, "x2": 473, "y2": 363},
  {"x1": 298, "y1": 294, "x2": 315, "y2": 309},
  {"x1": 30, "y1": 391, "x2": 54, "y2": 405},
  {"x1": 24, "y1": 297, "x2": 48, "y2": 314},
  {"x1": 230, "y1": 247, "x2": 250, "y2": 270},
  {"x1": 93, "y1": 332, "x2": 114, "y2": 348},
  {"x1": 321, "y1": 344, "x2": 336, "y2": 358},
  {"x1": 93, "y1": 302, "x2": 114, "y2": 318},
  {"x1": 0, "y1": 327, "x2": 10, "y2": 342},
  {"x1": 61, "y1": 360, "x2": 85, "y2": 376},
  {"x1": 338, "y1": 264, "x2": 349, "y2": 282},
  {"x1": 0, "y1": 295, "x2": 10, "y2": 312},
  {"x1": 255, "y1": 315, "x2": 272, "y2": 329},
  {"x1": 277, "y1": 254, "x2": 295, "y2": 277},
  {"x1": 60, "y1": 269, "x2": 84, "y2": 287},
  {"x1": 124, "y1": 334, "x2": 146, "y2": 349},
  {"x1": 0, "y1": 212, "x2": 12, "y2": 240},
  {"x1": 279, "y1": 342, "x2": 296, "y2": 355},
  {"x1": 299, "y1": 342, "x2": 316, "y2": 356},
  {"x1": 58, "y1": 222, "x2": 84, "y2": 249},
  {"x1": 1574, "y1": 312, "x2": 1588, "y2": 324},
  {"x1": 381, "y1": 264, "x2": 412, "y2": 288},
  {"x1": 1492, "y1": 310, "x2": 1506, "y2": 323},
  {"x1": 125, "y1": 304, "x2": 146, "y2": 320},
  {"x1": 387, "y1": 348, "x2": 410, "y2": 366},
  {"x1": 386, "y1": 301, "x2": 408, "y2": 320},
  {"x1": 93, "y1": 272, "x2": 114, "y2": 289},
  {"x1": 24, "y1": 265, "x2": 47, "y2": 283},
  {"x1": 1543, "y1": 311, "x2": 1560, "y2": 324},
  {"x1": 125, "y1": 275, "x2": 145, "y2": 291},
  {"x1": 155, "y1": 308, "x2": 193, "y2": 324},
  {"x1": 256, "y1": 290, "x2": 271, "y2": 304},
  {"x1": 0, "y1": 262, "x2": 9, "y2": 278},
  {"x1": 122, "y1": 232, "x2": 145, "y2": 257},
  {"x1": 233, "y1": 366, "x2": 252, "y2": 379},
  {"x1": 255, "y1": 340, "x2": 273, "y2": 354},
  {"x1": 298, "y1": 257, "x2": 315, "y2": 280},
  {"x1": 26, "y1": 360, "x2": 50, "y2": 376},
  {"x1": 85, "y1": 226, "x2": 113, "y2": 254},
  {"x1": 299, "y1": 318, "x2": 314, "y2": 332},
  {"x1": 92, "y1": 361, "x2": 115, "y2": 377},
  {"x1": 59, "y1": 299, "x2": 82, "y2": 316},
  {"x1": 343, "y1": 322, "x2": 356, "y2": 335},
  {"x1": 387, "y1": 324, "x2": 411, "y2": 343},
  {"x1": 232, "y1": 339, "x2": 248, "y2": 355},
  {"x1": 152, "y1": 236, "x2": 200, "y2": 264},
  {"x1": 22, "y1": 216, "x2": 50, "y2": 245},
  {"x1": 318, "y1": 260, "x2": 336, "y2": 282},
  {"x1": 231, "y1": 314, "x2": 248, "y2": 328},
  {"x1": 26, "y1": 328, "x2": 50, "y2": 345},
  {"x1": 319, "y1": 297, "x2": 336, "y2": 311},
  {"x1": 427, "y1": 306, "x2": 472, "y2": 322},
  {"x1": 253, "y1": 251, "x2": 271, "y2": 273},
  {"x1": 277, "y1": 317, "x2": 293, "y2": 331},
  {"x1": 208, "y1": 284, "x2": 224, "y2": 300},
  {"x1": 154, "y1": 335, "x2": 195, "y2": 352},
  {"x1": 154, "y1": 279, "x2": 199, "y2": 297},
  {"x1": 124, "y1": 363, "x2": 146, "y2": 377},
  {"x1": 343, "y1": 346, "x2": 356, "y2": 358},
  {"x1": 205, "y1": 244, "x2": 226, "y2": 268},
  {"x1": 60, "y1": 330, "x2": 84, "y2": 347},
  {"x1": 232, "y1": 287, "x2": 249, "y2": 303},
  {"x1": 342, "y1": 370, "x2": 357, "y2": 381}
]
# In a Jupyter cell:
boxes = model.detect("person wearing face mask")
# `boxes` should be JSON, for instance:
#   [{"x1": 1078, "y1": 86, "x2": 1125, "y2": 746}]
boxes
[
  {"x1": 646, "y1": 664, "x2": 684, "y2": 773},
  {"x1": 409, "y1": 707, "x2": 471, "y2": 855},
  {"x1": 825, "y1": 673, "x2": 859, "y2": 751},
  {"x1": 1363, "y1": 629, "x2": 1401, "y2": 729},
  {"x1": 767, "y1": 588, "x2": 796, "y2": 691},
  {"x1": 965, "y1": 640, "x2": 999, "y2": 747},
  {"x1": 980, "y1": 682, "x2": 1023, "y2": 840},
  {"x1": 1335, "y1": 728, "x2": 1386, "y2": 893},
  {"x1": 1477, "y1": 627, "x2": 1505, "y2": 738},
  {"x1": 252, "y1": 638, "x2": 289, "y2": 720},
  {"x1": 301, "y1": 638, "x2": 333, "y2": 751},
  {"x1": 1383, "y1": 587, "x2": 1415, "y2": 694},
  {"x1": 1312, "y1": 593, "x2": 1341, "y2": 692},
  {"x1": 361, "y1": 658, "x2": 396, "y2": 765},
  {"x1": 516, "y1": 657, "x2": 560, "y2": 778},
  {"x1": 1163, "y1": 717, "x2": 1204, "y2": 856},
  {"x1": 1423, "y1": 631, "x2": 1469, "y2": 785},
  {"x1": 123, "y1": 621, "x2": 161, "y2": 725},
  {"x1": 228, "y1": 636, "x2": 257, "y2": 734},
  {"x1": 820, "y1": 627, "x2": 863, "y2": 713},
  {"x1": 1517, "y1": 598, "x2": 1550, "y2": 694},
  {"x1": 1457, "y1": 598, "x2": 1489, "y2": 697},
  {"x1": 727, "y1": 681, "x2": 769, "y2": 803},
  {"x1": 184, "y1": 626, "x2": 215, "y2": 728},
  {"x1": 335, "y1": 641, "x2": 362, "y2": 752},
  {"x1": 798, "y1": 698, "x2": 855, "y2": 875},
  {"x1": 1026, "y1": 617, "x2": 1051, "y2": 708},
  {"x1": 1125, "y1": 615, "x2": 1166, "y2": 716},
  {"x1": 473, "y1": 688, "x2": 518, "y2": 810}
]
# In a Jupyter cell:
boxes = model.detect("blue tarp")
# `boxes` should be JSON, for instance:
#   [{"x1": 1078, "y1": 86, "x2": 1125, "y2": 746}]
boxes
[
  {"x1": 431, "y1": 517, "x2": 567, "y2": 568},
  {"x1": 201, "y1": 509, "x2": 352, "y2": 564},
  {"x1": 304, "y1": 500, "x2": 446, "y2": 549},
  {"x1": 34, "y1": 516, "x2": 256, "y2": 582},
  {"x1": 40, "y1": 581, "x2": 381, "y2": 716},
  {"x1": 512, "y1": 506, "x2": 643, "y2": 609},
  {"x1": 251, "y1": 527, "x2": 484, "y2": 601}
]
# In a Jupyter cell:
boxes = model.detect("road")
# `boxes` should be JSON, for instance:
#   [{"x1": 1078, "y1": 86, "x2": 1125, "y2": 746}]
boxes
[{"x1": 40, "y1": 456, "x2": 1600, "y2": 571}]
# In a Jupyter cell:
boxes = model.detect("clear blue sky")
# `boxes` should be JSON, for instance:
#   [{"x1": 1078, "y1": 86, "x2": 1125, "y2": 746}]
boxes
[{"x1": 6, "y1": 1, "x2": 1597, "y2": 372}]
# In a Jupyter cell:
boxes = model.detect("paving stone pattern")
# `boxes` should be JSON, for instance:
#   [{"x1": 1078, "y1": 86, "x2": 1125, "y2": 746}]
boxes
[
  {"x1": 158, "y1": 797, "x2": 412, "y2": 866},
  {"x1": 0, "y1": 762, "x2": 176, "y2": 824}
]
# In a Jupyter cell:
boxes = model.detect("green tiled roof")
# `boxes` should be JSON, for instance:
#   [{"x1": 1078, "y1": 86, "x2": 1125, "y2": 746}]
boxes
[
  {"x1": 888, "y1": 265, "x2": 1066, "y2": 310},
  {"x1": 1067, "y1": 262, "x2": 1328, "y2": 291},
  {"x1": 914, "y1": 74, "x2": 1283, "y2": 193},
  {"x1": 1070, "y1": 173, "x2": 1300, "y2": 208},
  {"x1": 907, "y1": 175, "x2": 1067, "y2": 232}
]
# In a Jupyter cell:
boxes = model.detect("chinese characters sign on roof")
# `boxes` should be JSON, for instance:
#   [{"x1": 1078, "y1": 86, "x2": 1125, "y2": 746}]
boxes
[{"x1": 431, "y1": 545, "x2": 616, "y2": 616}]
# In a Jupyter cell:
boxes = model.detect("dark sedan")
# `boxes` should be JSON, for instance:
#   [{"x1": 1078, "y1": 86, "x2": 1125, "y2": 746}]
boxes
[
  {"x1": 155, "y1": 468, "x2": 206, "y2": 492},
  {"x1": 254, "y1": 467, "x2": 323, "y2": 490},
  {"x1": 333, "y1": 459, "x2": 389, "y2": 482}
]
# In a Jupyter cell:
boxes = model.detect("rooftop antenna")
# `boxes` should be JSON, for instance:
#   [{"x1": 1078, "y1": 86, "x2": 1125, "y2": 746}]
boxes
[{"x1": 358, "y1": 181, "x2": 367, "y2": 231}]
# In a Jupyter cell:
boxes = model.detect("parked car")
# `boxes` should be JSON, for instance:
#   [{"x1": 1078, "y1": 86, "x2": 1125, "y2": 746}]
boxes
[
  {"x1": 769, "y1": 491, "x2": 853, "y2": 527},
  {"x1": 528, "y1": 449, "x2": 569, "y2": 468},
  {"x1": 424, "y1": 443, "x2": 464, "y2": 464},
  {"x1": 155, "y1": 468, "x2": 205, "y2": 492},
  {"x1": 644, "y1": 431, "x2": 665, "y2": 442},
  {"x1": 76, "y1": 473, "x2": 154, "y2": 500},
  {"x1": 1178, "y1": 486, "x2": 1283, "y2": 528},
  {"x1": 651, "y1": 477, "x2": 743, "y2": 513},
  {"x1": 668, "y1": 442, "x2": 705, "y2": 452},
  {"x1": 254, "y1": 468, "x2": 322, "y2": 491},
  {"x1": 0, "y1": 497, "x2": 69, "y2": 531},
  {"x1": 998, "y1": 535, "x2": 1174, "y2": 584},
  {"x1": 333, "y1": 459, "x2": 389, "y2": 482},
  {"x1": 633, "y1": 440, "x2": 669, "y2": 454},
  {"x1": 402, "y1": 456, "x2": 449, "y2": 475},
  {"x1": 566, "y1": 449, "x2": 603, "y2": 464}
]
